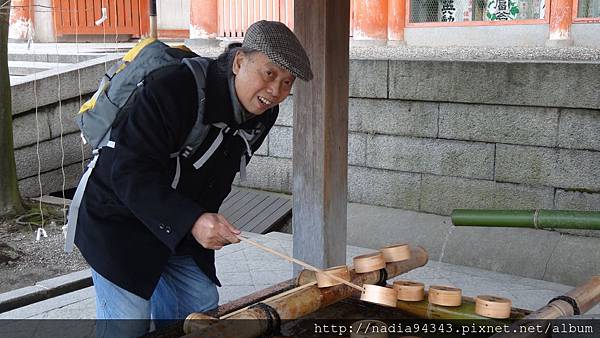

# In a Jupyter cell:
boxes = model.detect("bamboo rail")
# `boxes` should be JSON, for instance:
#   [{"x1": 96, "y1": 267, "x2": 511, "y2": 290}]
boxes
[{"x1": 489, "y1": 276, "x2": 600, "y2": 338}]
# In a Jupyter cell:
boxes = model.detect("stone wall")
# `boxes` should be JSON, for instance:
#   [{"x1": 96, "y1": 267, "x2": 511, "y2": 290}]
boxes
[
  {"x1": 11, "y1": 55, "x2": 120, "y2": 198},
  {"x1": 239, "y1": 59, "x2": 600, "y2": 215},
  {"x1": 12, "y1": 57, "x2": 600, "y2": 215}
]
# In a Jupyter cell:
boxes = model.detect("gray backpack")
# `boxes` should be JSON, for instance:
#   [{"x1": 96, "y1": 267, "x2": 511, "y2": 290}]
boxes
[{"x1": 64, "y1": 39, "x2": 215, "y2": 252}]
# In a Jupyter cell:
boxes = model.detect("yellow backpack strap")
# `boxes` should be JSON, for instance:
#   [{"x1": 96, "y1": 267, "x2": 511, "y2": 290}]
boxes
[
  {"x1": 123, "y1": 37, "x2": 157, "y2": 62},
  {"x1": 79, "y1": 38, "x2": 158, "y2": 114}
]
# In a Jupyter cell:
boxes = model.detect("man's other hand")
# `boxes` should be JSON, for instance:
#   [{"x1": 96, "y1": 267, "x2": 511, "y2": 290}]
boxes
[{"x1": 191, "y1": 213, "x2": 241, "y2": 250}]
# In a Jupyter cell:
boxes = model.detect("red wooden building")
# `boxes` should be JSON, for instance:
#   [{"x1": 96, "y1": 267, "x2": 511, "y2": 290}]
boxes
[{"x1": 8, "y1": 0, "x2": 600, "y2": 47}]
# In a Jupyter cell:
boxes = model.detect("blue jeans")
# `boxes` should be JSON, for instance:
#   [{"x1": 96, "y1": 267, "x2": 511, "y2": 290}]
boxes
[{"x1": 92, "y1": 255, "x2": 219, "y2": 338}]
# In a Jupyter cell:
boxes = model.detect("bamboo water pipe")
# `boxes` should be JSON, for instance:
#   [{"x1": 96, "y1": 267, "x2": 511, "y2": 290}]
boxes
[
  {"x1": 489, "y1": 276, "x2": 600, "y2": 338},
  {"x1": 452, "y1": 209, "x2": 600, "y2": 230},
  {"x1": 182, "y1": 246, "x2": 429, "y2": 338}
]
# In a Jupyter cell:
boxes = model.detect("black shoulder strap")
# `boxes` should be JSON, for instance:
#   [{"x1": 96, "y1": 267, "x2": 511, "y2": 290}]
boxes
[{"x1": 180, "y1": 57, "x2": 212, "y2": 158}]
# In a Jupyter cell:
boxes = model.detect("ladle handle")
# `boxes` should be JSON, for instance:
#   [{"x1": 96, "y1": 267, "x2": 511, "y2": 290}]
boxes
[{"x1": 237, "y1": 236, "x2": 365, "y2": 292}]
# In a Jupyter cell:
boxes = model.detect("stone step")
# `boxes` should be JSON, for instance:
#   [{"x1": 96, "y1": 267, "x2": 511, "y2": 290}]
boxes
[{"x1": 8, "y1": 61, "x2": 73, "y2": 76}]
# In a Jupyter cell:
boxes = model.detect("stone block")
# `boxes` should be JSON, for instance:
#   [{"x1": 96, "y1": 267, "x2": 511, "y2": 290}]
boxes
[
  {"x1": 268, "y1": 126, "x2": 292, "y2": 158},
  {"x1": 349, "y1": 98, "x2": 438, "y2": 137},
  {"x1": 48, "y1": 95, "x2": 92, "y2": 138},
  {"x1": 349, "y1": 59, "x2": 388, "y2": 98},
  {"x1": 389, "y1": 60, "x2": 600, "y2": 109},
  {"x1": 237, "y1": 156, "x2": 293, "y2": 194},
  {"x1": 349, "y1": 133, "x2": 367, "y2": 166},
  {"x1": 439, "y1": 103, "x2": 559, "y2": 147},
  {"x1": 495, "y1": 144, "x2": 556, "y2": 186},
  {"x1": 496, "y1": 145, "x2": 600, "y2": 191},
  {"x1": 348, "y1": 166, "x2": 421, "y2": 210},
  {"x1": 420, "y1": 175, "x2": 554, "y2": 215},
  {"x1": 36, "y1": 269, "x2": 92, "y2": 290},
  {"x1": 544, "y1": 235, "x2": 600, "y2": 286},
  {"x1": 442, "y1": 226, "x2": 561, "y2": 281},
  {"x1": 269, "y1": 126, "x2": 365, "y2": 166},
  {"x1": 276, "y1": 96, "x2": 293, "y2": 127},
  {"x1": 367, "y1": 135, "x2": 494, "y2": 179},
  {"x1": 254, "y1": 135, "x2": 268, "y2": 156},
  {"x1": 15, "y1": 133, "x2": 88, "y2": 180},
  {"x1": 347, "y1": 203, "x2": 452, "y2": 259},
  {"x1": 555, "y1": 190, "x2": 600, "y2": 211},
  {"x1": 11, "y1": 55, "x2": 120, "y2": 115},
  {"x1": 13, "y1": 111, "x2": 51, "y2": 149},
  {"x1": 18, "y1": 160, "x2": 87, "y2": 198},
  {"x1": 558, "y1": 109, "x2": 600, "y2": 151}
]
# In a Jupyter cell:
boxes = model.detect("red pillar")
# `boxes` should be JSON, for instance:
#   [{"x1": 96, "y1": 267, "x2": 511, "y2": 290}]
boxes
[
  {"x1": 352, "y1": 0, "x2": 388, "y2": 45},
  {"x1": 388, "y1": 0, "x2": 406, "y2": 45},
  {"x1": 189, "y1": 0, "x2": 219, "y2": 41},
  {"x1": 547, "y1": 0, "x2": 574, "y2": 46},
  {"x1": 9, "y1": 0, "x2": 32, "y2": 40}
]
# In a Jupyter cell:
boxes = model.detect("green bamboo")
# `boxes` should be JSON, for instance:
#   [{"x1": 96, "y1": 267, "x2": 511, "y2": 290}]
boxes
[
  {"x1": 451, "y1": 209, "x2": 600, "y2": 230},
  {"x1": 395, "y1": 294, "x2": 529, "y2": 321}
]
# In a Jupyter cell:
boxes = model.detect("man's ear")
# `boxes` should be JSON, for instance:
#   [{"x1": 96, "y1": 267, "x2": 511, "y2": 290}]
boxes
[{"x1": 232, "y1": 51, "x2": 245, "y2": 75}]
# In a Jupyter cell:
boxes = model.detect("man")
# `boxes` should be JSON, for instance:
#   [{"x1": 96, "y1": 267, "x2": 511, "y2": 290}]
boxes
[{"x1": 73, "y1": 20, "x2": 312, "y2": 337}]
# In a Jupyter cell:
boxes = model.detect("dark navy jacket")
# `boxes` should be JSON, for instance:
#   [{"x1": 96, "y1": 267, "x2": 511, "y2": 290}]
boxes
[{"x1": 74, "y1": 51, "x2": 278, "y2": 299}]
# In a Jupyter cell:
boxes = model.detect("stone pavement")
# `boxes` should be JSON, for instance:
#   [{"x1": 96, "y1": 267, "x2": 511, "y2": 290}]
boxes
[{"x1": 0, "y1": 231, "x2": 598, "y2": 320}]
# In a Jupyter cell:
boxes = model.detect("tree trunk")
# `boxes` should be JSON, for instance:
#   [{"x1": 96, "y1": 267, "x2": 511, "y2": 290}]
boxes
[{"x1": 0, "y1": 1, "x2": 25, "y2": 217}]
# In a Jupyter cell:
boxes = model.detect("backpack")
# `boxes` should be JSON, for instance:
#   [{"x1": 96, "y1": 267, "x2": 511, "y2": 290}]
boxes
[{"x1": 64, "y1": 38, "x2": 217, "y2": 252}]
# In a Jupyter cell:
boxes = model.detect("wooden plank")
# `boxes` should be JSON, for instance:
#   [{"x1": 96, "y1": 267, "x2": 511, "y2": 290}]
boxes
[
  {"x1": 250, "y1": 199, "x2": 291, "y2": 234},
  {"x1": 130, "y1": 0, "x2": 141, "y2": 37},
  {"x1": 77, "y1": 0, "x2": 86, "y2": 29},
  {"x1": 219, "y1": 189, "x2": 249, "y2": 211},
  {"x1": 86, "y1": 0, "x2": 95, "y2": 28},
  {"x1": 222, "y1": 188, "x2": 241, "y2": 204},
  {"x1": 245, "y1": 197, "x2": 287, "y2": 233},
  {"x1": 221, "y1": 190, "x2": 255, "y2": 219},
  {"x1": 292, "y1": 0, "x2": 350, "y2": 273},
  {"x1": 61, "y1": 0, "x2": 71, "y2": 28},
  {"x1": 138, "y1": 0, "x2": 149, "y2": 36},
  {"x1": 228, "y1": 194, "x2": 269, "y2": 225},
  {"x1": 234, "y1": 195, "x2": 279, "y2": 227}
]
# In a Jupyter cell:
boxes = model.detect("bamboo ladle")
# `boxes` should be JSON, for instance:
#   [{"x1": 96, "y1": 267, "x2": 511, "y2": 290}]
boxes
[
  {"x1": 237, "y1": 236, "x2": 364, "y2": 292},
  {"x1": 236, "y1": 236, "x2": 398, "y2": 307}
]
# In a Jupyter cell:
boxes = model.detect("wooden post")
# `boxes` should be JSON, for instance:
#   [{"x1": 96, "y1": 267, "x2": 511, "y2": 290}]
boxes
[
  {"x1": 187, "y1": 0, "x2": 220, "y2": 46},
  {"x1": 352, "y1": 0, "x2": 388, "y2": 45},
  {"x1": 292, "y1": 0, "x2": 350, "y2": 274},
  {"x1": 8, "y1": 0, "x2": 32, "y2": 40},
  {"x1": 388, "y1": 0, "x2": 406, "y2": 45},
  {"x1": 547, "y1": 0, "x2": 574, "y2": 46}
]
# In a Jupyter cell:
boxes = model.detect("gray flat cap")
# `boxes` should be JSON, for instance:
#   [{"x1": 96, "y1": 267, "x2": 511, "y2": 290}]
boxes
[{"x1": 243, "y1": 20, "x2": 313, "y2": 81}]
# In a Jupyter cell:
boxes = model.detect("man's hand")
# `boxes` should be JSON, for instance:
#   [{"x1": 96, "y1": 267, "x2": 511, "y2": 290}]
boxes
[{"x1": 191, "y1": 213, "x2": 241, "y2": 250}]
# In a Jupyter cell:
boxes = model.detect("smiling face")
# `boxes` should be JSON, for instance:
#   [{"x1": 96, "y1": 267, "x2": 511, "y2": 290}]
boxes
[{"x1": 232, "y1": 51, "x2": 295, "y2": 115}]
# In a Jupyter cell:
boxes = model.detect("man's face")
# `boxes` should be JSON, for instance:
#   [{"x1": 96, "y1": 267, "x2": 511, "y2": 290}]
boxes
[{"x1": 232, "y1": 51, "x2": 295, "y2": 115}]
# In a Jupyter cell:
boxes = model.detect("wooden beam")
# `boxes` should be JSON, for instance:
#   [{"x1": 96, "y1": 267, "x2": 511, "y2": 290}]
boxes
[{"x1": 292, "y1": 0, "x2": 350, "y2": 273}]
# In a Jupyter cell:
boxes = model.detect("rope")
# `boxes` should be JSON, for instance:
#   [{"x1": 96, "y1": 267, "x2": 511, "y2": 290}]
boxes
[
  {"x1": 32, "y1": 37, "x2": 44, "y2": 232},
  {"x1": 52, "y1": 2, "x2": 67, "y2": 227},
  {"x1": 73, "y1": 0, "x2": 85, "y2": 174}
]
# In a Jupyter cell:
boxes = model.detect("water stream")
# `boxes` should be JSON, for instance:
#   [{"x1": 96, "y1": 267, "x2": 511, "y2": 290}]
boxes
[{"x1": 427, "y1": 225, "x2": 455, "y2": 318}]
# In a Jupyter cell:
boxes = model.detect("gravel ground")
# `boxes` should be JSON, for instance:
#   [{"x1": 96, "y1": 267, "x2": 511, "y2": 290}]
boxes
[{"x1": 0, "y1": 220, "x2": 88, "y2": 294}]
